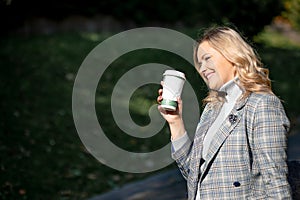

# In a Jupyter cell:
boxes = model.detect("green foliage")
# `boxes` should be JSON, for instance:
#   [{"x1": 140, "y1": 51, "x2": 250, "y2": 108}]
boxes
[
  {"x1": 196, "y1": 0, "x2": 284, "y2": 38},
  {"x1": 282, "y1": 0, "x2": 300, "y2": 30},
  {"x1": 1, "y1": 0, "x2": 283, "y2": 37},
  {"x1": 254, "y1": 26, "x2": 300, "y2": 49}
]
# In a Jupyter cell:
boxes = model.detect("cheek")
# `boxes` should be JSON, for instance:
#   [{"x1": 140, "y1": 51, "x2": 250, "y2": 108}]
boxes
[
  {"x1": 213, "y1": 64, "x2": 223, "y2": 77},
  {"x1": 219, "y1": 65, "x2": 235, "y2": 82},
  {"x1": 205, "y1": 59, "x2": 215, "y2": 69},
  {"x1": 217, "y1": 67, "x2": 226, "y2": 78}
]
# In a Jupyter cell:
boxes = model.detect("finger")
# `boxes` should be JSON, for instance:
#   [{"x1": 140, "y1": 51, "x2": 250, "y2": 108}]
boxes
[
  {"x1": 158, "y1": 105, "x2": 177, "y2": 115},
  {"x1": 158, "y1": 88, "x2": 163, "y2": 95},
  {"x1": 157, "y1": 105, "x2": 167, "y2": 115},
  {"x1": 177, "y1": 97, "x2": 183, "y2": 113},
  {"x1": 160, "y1": 81, "x2": 164, "y2": 86},
  {"x1": 157, "y1": 95, "x2": 163, "y2": 104}
]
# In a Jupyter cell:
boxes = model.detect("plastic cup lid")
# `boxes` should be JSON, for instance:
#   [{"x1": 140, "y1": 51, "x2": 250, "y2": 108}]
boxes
[{"x1": 163, "y1": 70, "x2": 186, "y2": 80}]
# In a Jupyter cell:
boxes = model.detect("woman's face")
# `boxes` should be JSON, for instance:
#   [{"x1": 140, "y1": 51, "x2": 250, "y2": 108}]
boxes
[{"x1": 196, "y1": 41, "x2": 236, "y2": 90}]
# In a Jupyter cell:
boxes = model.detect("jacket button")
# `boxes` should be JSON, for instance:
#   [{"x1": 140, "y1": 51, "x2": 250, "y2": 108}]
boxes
[{"x1": 233, "y1": 181, "x2": 241, "y2": 187}]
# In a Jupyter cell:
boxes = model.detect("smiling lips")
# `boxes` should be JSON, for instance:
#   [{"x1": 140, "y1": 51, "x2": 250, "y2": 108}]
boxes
[{"x1": 204, "y1": 72, "x2": 214, "y2": 80}]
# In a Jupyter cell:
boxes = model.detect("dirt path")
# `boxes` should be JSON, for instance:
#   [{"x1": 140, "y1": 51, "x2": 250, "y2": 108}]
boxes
[{"x1": 88, "y1": 169, "x2": 187, "y2": 200}]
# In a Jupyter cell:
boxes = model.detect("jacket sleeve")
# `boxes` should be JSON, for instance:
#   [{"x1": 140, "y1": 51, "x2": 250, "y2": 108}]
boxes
[
  {"x1": 171, "y1": 105, "x2": 211, "y2": 181},
  {"x1": 171, "y1": 134, "x2": 193, "y2": 180},
  {"x1": 252, "y1": 94, "x2": 292, "y2": 199}
]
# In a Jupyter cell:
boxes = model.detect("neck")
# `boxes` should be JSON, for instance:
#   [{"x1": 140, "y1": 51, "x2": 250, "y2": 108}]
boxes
[{"x1": 211, "y1": 77, "x2": 243, "y2": 102}]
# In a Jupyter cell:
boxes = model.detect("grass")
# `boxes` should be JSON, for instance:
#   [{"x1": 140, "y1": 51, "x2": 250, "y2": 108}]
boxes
[{"x1": 1, "y1": 27, "x2": 300, "y2": 199}]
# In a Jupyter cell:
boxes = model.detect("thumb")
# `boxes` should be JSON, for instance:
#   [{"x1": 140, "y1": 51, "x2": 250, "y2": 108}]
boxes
[{"x1": 177, "y1": 97, "x2": 183, "y2": 114}]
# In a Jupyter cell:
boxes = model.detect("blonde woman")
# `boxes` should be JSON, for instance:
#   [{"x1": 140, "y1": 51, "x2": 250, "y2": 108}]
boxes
[{"x1": 157, "y1": 26, "x2": 292, "y2": 199}]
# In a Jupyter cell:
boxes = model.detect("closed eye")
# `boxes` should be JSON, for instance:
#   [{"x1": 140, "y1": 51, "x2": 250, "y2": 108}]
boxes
[{"x1": 204, "y1": 56, "x2": 211, "y2": 61}]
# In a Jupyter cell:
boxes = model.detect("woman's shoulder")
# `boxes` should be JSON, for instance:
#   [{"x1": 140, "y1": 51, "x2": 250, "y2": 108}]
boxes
[
  {"x1": 246, "y1": 92, "x2": 290, "y2": 126},
  {"x1": 248, "y1": 92, "x2": 280, "y2": 101},
  {"x1": 246, "y1": 92, "x2": 285, "y2": 109}
]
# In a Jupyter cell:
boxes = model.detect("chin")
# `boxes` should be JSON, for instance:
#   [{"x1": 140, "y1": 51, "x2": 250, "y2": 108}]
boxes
[{"x1": 209, "y1": 85, "x2": 220, "y2": 91}]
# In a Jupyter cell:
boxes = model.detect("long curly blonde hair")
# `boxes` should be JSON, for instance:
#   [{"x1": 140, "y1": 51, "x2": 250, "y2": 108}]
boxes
[{"x1": 194, "y1": 26, "x2": 273, "y2": 105}]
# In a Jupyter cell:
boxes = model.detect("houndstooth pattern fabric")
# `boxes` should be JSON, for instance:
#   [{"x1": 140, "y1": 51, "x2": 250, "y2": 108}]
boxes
[{"x1": 172, "y1": 93, "x2": 292, "y2": 200}]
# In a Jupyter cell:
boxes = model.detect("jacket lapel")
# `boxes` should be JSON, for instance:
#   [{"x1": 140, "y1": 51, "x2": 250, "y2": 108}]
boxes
[
  {"x1": 194, "y1": 104, "x2": 222, "y2": 158},
  {"x1": 190, "y1": 103, "x2": 222, "y2": 189},
  {"x1": 199, "y1": 96, "x2": 249, "y2": 182}
]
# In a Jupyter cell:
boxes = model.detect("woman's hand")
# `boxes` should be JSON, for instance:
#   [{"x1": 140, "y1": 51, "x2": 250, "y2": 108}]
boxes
[
  {"x1": 157, "y1": 88, "x2": 183, "y2": 123},
  {"x1": 157, "y1": 82, "x2": 186, "y2": 140}
]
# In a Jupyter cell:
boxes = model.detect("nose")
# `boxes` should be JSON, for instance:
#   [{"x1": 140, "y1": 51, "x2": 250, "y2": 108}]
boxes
[{"x1": 199, "y1": 61, "x2": 207, "y2": 74}]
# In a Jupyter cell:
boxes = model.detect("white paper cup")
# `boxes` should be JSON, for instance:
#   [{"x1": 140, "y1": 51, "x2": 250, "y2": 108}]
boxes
[{"x1": 161, "y1": 70, "x2": 186, "y2": 111}]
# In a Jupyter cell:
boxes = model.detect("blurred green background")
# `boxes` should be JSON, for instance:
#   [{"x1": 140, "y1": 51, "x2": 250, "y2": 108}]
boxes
[{"x1": 1, "y1": 0, "x2": 300, "y2": 199}]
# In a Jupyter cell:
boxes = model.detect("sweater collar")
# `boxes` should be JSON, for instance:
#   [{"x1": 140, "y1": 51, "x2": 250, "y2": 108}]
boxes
[{"x1": 218, "y1": 77, "x2": 243, "y2": 102}]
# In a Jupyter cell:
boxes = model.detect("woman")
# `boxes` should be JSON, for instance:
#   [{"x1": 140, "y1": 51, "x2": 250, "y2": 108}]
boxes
[{"x1": 157, "y1": 26, "x2": 292, "y2": 199}]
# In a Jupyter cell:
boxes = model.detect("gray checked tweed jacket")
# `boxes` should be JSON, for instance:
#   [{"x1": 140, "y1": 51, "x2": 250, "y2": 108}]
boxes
[{"x1": 172, "y1": 92, "x2": 292, "y2": 199}]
